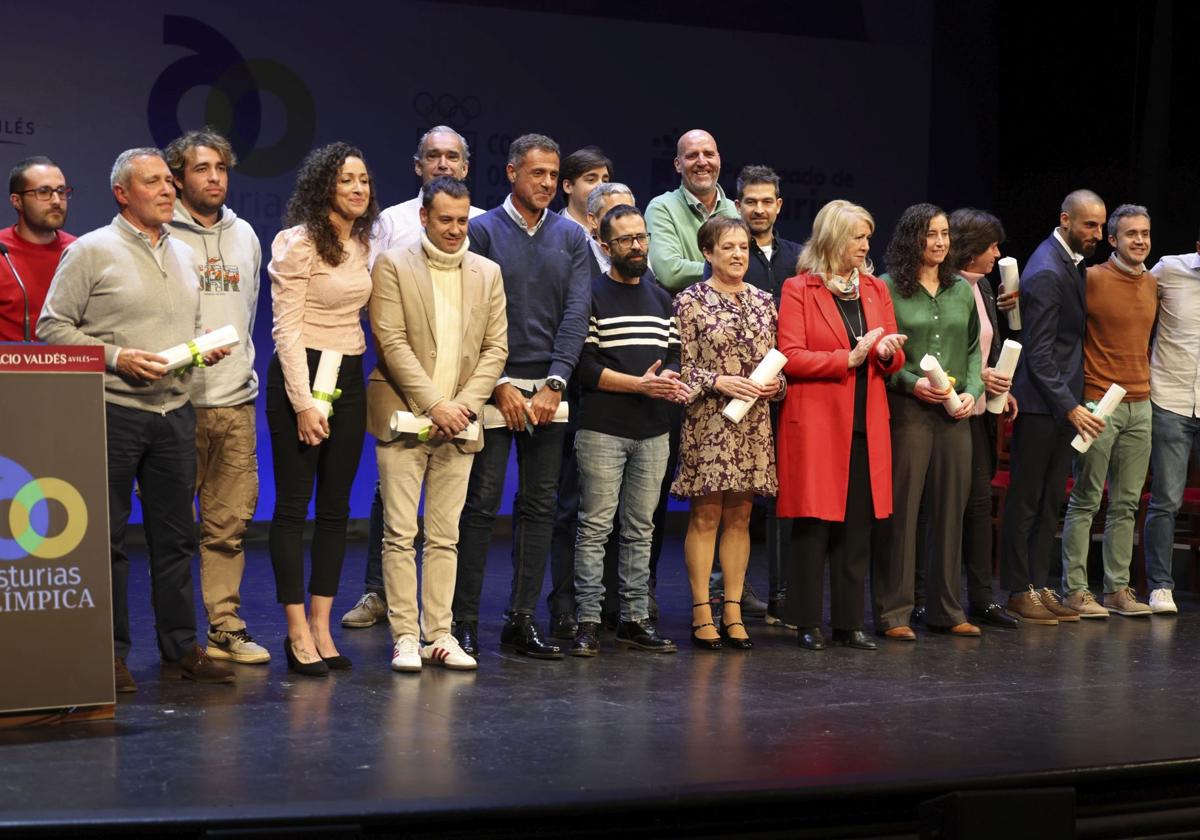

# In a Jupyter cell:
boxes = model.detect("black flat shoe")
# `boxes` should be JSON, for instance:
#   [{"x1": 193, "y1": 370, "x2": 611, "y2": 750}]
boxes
[
  {"x1": 691, "y1": 602, "x2": 722, "y2": 650},
  {"x1": 453, "y1": 620, "x2": 478, "y2": 657},
  {"x1": 284, "y1": 637, "x2": 329, "y2": 678},
  {"x1": 798, "y1": 627, "x2": 826, "y2": 651},
  {"x1": 970, "y1": 603, "x2": 1019, "y2": 629},
  {"x1": 500, "y1": 615, "x2": 563, "y2": 659},
  {"x1": 832, "y1": 629, "x2": 878, "y2": 650},
  {"x1": 719, "y1": 600, "x2": 754, "y2": 650},
  {"x1": 320, "y1": 653, "x2": 353, "y2": 670},
  {"x1": 910, "y1": 605, "x2": 927, "y2": 626}
]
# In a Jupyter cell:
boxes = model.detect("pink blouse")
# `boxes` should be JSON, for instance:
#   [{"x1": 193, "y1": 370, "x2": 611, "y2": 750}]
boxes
[
  {"x1": 963, "y1": 272, "x2": 994, "y2": 416},
  {"x1": 269, "y1": 225, "x2": 372, "y2": 412}
]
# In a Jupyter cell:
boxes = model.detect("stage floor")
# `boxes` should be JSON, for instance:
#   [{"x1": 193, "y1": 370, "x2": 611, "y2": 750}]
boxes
[{"x1": 2, "y1": 538, "x2": 1199, "y2": 837}]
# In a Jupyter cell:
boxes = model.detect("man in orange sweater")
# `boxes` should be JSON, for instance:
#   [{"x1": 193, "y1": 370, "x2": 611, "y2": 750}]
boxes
[{"x1": 1061, "y1": 204, "x2": 1156, "y2": 617}]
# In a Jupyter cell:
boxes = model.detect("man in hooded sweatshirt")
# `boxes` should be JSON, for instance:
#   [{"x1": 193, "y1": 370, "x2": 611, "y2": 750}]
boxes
[{"x1": 164, "y1": 128, "x2": 267, "y2": 664}]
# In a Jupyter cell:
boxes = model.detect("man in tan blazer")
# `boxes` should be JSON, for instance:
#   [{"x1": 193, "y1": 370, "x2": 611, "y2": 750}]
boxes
[{"x1": 368, "y1": 176, "x2": 507, "y2": 672}]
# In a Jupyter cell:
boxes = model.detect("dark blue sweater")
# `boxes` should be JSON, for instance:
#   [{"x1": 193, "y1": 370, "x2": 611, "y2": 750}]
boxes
[{"x1": 468, "y1": 206, "x2": 592, "y2": 382}]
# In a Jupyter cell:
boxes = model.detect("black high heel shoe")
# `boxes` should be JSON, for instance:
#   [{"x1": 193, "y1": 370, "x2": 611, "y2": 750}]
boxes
[
  {"x1": 720, "y1": 600, "x2": 754, "y2": 650},
  {"x1": 691, "y1": 602, "x2": 722, "y2": 650},
  {"x1": 284, "y1": 637, "x2": 329, "y2": 677}
]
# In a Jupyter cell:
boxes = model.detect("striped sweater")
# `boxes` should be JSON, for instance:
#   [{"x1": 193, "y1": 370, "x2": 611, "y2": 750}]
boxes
[{"x1": 576, "y1": 271, "x2": 681, "y2": 439}]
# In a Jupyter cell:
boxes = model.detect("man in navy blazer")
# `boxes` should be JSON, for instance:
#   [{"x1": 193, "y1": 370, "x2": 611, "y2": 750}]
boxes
[{"x1": 1001, "y1": 190, "x2": 1108, "y2": 625}]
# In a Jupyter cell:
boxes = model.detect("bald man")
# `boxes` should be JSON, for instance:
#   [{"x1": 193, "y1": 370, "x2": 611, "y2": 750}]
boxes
[
  {"x1": 644, "y1": 130, "x2": 738, "y2": 293},
  {"x1": 1001, "y1": 189, "x2": 1108, "y2": 626}
]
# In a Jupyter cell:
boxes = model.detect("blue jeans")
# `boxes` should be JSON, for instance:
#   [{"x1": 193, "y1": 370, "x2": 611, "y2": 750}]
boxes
[
  {"x1": 1143, "y1": 403, "x2": 1200, "y2": 590},
  {"x1": 453, "y1": 423, "x2": 566, "y2": 621},
  {"x1": 573, "y1": 430, "x2": 668, "y2": 624}
]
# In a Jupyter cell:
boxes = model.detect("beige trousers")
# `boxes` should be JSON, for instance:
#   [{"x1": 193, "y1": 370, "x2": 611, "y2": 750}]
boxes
[{"x1": 377, "y1": 439, "x2": 474, "y2": 641}]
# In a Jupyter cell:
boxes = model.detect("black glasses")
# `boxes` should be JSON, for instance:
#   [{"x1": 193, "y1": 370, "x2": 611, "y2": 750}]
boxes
[
  {"x1": 19, "y1": 186, "x2": 74, "y2": 201},
  {"x1": 607, "y1": 233, "x2": 651, "y2": 249}
]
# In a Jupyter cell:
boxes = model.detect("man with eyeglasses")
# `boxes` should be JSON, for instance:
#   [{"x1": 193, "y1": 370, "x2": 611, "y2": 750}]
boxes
[
  {"x1": 569, "y1": 204, "x2": 687, "y2": 656},
  {"x1": 1, "y1": 157, "x2": 76, "y2": 341}
]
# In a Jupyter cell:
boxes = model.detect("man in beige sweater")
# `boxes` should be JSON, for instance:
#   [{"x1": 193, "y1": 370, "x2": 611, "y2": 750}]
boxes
[{"x1": 367, "y1": 176, "x2": 507, "y2": 672}]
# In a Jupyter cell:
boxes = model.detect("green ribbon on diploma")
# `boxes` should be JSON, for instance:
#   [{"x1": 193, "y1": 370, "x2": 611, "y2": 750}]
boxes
[
  {"x1": 312, "y1": 388, "x2": 342, "y2": 416},
  {"x1": 175, "y1": 340, "x2": 207, "y2": 377}
]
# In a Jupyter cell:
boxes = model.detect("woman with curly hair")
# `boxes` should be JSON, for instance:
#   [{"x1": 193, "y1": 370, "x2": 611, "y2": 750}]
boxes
[
  {"x1": 875, "y1": 203, "x2": 982, "y2": 640},
  {"x1": 266, "y1": 142, "x2": 379, "y2": 675}
]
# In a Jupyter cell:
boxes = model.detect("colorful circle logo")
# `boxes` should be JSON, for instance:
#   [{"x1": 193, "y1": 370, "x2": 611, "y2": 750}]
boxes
[{"x1": 0, "y1": 456, "x2": 87, "y2": 561}]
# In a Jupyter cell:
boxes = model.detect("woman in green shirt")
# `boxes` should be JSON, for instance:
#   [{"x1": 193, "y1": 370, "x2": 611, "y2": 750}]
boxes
[{"x1": 875, "y1": 204, "x2": 983, "y2": 640}]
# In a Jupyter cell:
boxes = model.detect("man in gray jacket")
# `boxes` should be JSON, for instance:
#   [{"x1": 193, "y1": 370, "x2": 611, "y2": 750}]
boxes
[
  {"x1": 38, "y1": 147, "x2": 234, "y2": 692},
  {"x1": 165, "y1": 129, "x2": 267, "y2": 665}
]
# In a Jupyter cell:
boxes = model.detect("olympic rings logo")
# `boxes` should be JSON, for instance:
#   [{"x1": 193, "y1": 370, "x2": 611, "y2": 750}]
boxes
[{"x1": 0, "y1": 456, "x2": 87, "y2": 561}]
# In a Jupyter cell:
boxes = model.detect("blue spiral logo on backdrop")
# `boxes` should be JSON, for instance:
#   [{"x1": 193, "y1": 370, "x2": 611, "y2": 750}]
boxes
[
  {"x1": 0, "y1": 455, "x2": 87, "y2": 562},
  {"x1": 147, "y1": 15, "x2": 315, "y2": 178}
]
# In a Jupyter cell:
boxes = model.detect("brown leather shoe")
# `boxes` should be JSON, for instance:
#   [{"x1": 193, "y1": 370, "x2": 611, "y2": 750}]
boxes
[
  {"x1": 1006, "y1": 586, "x2": 1058, "y2": 625},
  {"x1": 934, "y1": 622, "x2": 981, "y2": 637},
  {"x1": 177, "y1": 644, "x2": 235, "y2": 684},
  {"x1": 882, "y1": 626, "x2": 917, "y2": 641},
  {"x1": 1039, "y1": 588, "x2": 1080, "y2": 621},
  {"x1": 114, "y1": 657, "x2": 137, "y2": 693}
]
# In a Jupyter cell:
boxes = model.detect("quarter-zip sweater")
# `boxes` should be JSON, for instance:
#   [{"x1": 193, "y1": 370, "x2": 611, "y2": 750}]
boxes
[{"x1": 37, "y1": 215, "x2": 200, "y2": 413}]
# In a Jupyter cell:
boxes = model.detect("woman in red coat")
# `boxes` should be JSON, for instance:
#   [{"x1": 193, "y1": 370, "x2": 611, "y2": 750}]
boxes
[{"x1": 777, "y1": 200, "x2": 906, "y2": 650}]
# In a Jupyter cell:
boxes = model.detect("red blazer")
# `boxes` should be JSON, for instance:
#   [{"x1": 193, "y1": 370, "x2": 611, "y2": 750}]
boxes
[{"x1": 776, "y1": 272, "x2": 903, "y2": 521}]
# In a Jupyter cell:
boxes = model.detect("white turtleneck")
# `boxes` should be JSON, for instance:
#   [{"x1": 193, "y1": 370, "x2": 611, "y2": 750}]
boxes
[{"x1": 421, "y1": 232, "x2": 468, "y2": 406}]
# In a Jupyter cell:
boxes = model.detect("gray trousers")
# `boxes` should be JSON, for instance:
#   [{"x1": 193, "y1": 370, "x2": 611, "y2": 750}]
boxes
[{"x1": 875, "y1": 394, "x2": 971, "y2": 629}]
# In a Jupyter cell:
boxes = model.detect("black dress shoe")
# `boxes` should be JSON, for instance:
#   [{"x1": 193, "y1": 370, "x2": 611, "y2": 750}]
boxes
[
  {"x1": 691, "y1": 602, "x2": 722, "y2": 650},
  {"x1": 616, "y1": 619, "x2": 678, "y2": 653},
  {"x1": 970, "y1": 603, "x2": 1019, "y2": 629},
  {"x1": 500, "y1": 615, "x2": 563, "y2": 659},
  {"x1": 320, "y1": 653, "x2": 353, "y2": 670},
  {"x1": 549, "y1": 613, "x2": 578, "y2": 641},
  {"x1": 719, "y1": 600, "x2": 754, "y2": 650},
  {"x1": 832, "y1": 629, "x2": 878, "y2": 650},
  {"x1": 570, "y1": 622, "x2": 600, "y2": 657},
  {"x1": 910, "y1": 605, "x2": 927, "y2": 626},
  {"x1": 453, "y1": 621, "x2": 479, "y2": 657},
  {"x1": 797, "y1": 627, "x2": 826, "y2": 650},
  {"x1": 284, "y1": 637, "x2": 329, "y2": 678}
]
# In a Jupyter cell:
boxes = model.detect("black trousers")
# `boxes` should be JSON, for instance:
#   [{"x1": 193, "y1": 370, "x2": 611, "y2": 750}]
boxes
[
  {"x1": 265, "y1": 351, "x2": 365, "y2": 604},
  {"x1": 786, "y1": 431, "x2": 873, "y2": 630},
  {"x1": 1000, "y1": 412, "x2": 1074, "y2": 594},
  {"x1": 106, "y1": 402, "x2": 198, "y2": 661}
]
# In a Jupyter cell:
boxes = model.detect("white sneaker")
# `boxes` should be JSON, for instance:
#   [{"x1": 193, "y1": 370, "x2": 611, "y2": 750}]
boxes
[
  {"x1": 342, "y1": 592, "x2": 388, "y2": 628},
  {"x1": 1149, "y1": 589, "x2": 1179, "y2": 615},
  {"x1": 391, "y1": 635, "x2": 422, "y2": 672},
  {"x1": 421, "y1": 633, "x2": 478, "y2": 670},
  {"x1": 206, "y1": 627, "x2": 271, "y2": 664}
]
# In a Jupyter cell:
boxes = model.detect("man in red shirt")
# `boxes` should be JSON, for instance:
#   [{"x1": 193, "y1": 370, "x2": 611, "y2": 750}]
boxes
[{"x1": 1, "y1": 156, "x2": 76, "y2": 341}]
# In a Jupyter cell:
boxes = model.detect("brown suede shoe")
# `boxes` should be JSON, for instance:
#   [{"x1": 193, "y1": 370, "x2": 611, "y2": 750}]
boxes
[
  {"x1": 177, "y1": 644, "x2": 235, "y2": 684},
  {"x1": 1039, "y1": 588, "x2": 1080, "y2": 621},
  {"x1": 114, "y1": 657, "x2": 137, "y2": 694},
  {"x1": 882, "y1": 626, "x2": 917, "y2": 641},
  {"x1": 929, "y1": 622, "x2": 982, "y2": 637},
  {"x1": 1006, "y1": 586, "x2": 1058, "y2": 625}
]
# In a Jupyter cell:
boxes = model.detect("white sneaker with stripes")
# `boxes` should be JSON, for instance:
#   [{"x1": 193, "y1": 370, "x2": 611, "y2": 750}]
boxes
[
  {"x1": 391, "y1": 635, "x2": 422, "y2": 673},
  {"x1": 420, "y1": 633, "x2": 477, "y2": 670}
]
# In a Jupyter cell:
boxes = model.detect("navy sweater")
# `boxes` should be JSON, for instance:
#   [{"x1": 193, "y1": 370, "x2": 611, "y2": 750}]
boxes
[
  {"x1": 468, "y1": 206, "x2": 592, "y2": 382},
  {"x1": 577, "y1": 270, "x2": 680, "y2": 440}
]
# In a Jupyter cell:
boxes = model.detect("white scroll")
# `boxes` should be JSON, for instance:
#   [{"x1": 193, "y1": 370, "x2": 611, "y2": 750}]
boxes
[
  {"x1": 389, "y1": 410, "x2": 481, "y2": 442},
  {"x1": 998, "y1": 257, "x2": 1021, "y2": 331},
  {"x1": 482, "y1": 401, "x2": 569, "y2": 429},
  {"x1": 985, "y1": 339, "x2": 1022, "y2": 414},
  {"x1": 919, "y1": 354, "x2": 963, "y2": 415},
  {"x1": 722, "y1": 348, "x2": 787, "y2": 423},
  {"x1": 156, "y1": 324, "x2": 240, "y2": 372},
  {"x1": 1071, "y1": 383, "x2": 1125, "y2": 453},
  {"x1": 311, "y1": 350, "x2": 343, "y2": 420}
]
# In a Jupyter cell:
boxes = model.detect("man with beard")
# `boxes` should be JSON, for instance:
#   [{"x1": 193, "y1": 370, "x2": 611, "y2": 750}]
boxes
[
  {"x1": 452, "y1": 133, "x2": 592, "y2": 659},
  {"x1": 1001, "y1": 189, "x2": 1108, "y2": 625},
  {"x1": 569, "y1": 205, "x2": 688, "y2": 656},
  {"x1": 1, "y1": 156, "x2": 76, "y2": 340},
  {"x1": 165, "y1": 129, "x2": 269, "y2": 664}
]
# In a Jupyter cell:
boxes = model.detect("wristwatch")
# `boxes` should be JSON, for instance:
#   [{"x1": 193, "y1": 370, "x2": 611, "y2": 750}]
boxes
[{"x1": 546, "y1": 377, "x2": 565, "y2": 392}]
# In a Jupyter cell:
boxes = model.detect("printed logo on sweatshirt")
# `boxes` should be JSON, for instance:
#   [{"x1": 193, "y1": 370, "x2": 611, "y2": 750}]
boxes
[{"x1": 198, "y1": 257, "x2": 241, "y2": 293}]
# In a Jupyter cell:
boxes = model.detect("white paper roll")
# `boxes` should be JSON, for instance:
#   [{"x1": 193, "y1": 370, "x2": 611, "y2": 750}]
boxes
[
  {"x1": 389, "y1": 410, "x2": 480, "y2": 442},
  {"x1": 985, "y1": 339, "x2": 1023, "y2": 414},
  {"x1": 722, "y1": 348, "x2": 787, "y2": 423},
  {"x1": 919, "y1": 354, "x2": 963, "y2": 415},
  {"x1": 482, "y1": 401, "x2": 569, "y2": 429},
  {"x1": 311, "y1": 350, "x2": 343, "y2": 420},
  {"x1": 998, "y1": 257, "x2": 1021, "y2": 331},
  {"x1": 156, "y1": 324, "x2": 240, "y2": 372},
  {"x1": 1071, "y1": 383, "x2": 1126, "y2": 453}
]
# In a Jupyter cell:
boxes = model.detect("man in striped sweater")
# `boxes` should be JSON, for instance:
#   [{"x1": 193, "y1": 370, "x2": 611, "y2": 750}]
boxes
[{"x1": 569, "y1": 205, "x2": 689, "y2": 656}]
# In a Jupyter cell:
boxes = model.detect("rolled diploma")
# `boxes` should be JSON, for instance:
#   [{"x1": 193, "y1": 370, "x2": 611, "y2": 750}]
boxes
[
  {"x1": 482, "y1": 401, "x2": 569, "y2": 428},
  {"x1": 311, "y1": 350, "x2": 343, "y2": 420},
  {"x1": 389, "y1": 410, "x2": 480, "y2": 442},
  {"x1": 985, "y1": 339, "x2": 1023, "y2": 414},
  {"x1": 919, "y1": 354, "x2": 963, "y2": 415},
  {"x1": 722, "y1": 348, "x2": 788, "y2": 423},
  {"x1": 1071, "y1": 383, "x2": 1126, "y2": 453},
  {"x1": 156, "y1": 324, "x2": 240, "y2": 372},
  {"x1": 998, "y1": 257, "x2": 1021, "y2": 330}
]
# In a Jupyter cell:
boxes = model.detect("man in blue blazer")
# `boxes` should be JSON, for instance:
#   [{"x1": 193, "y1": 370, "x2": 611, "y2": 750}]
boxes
[{"x1": 1001, "y1": 190, "x2": 1108, "y2": 625}]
